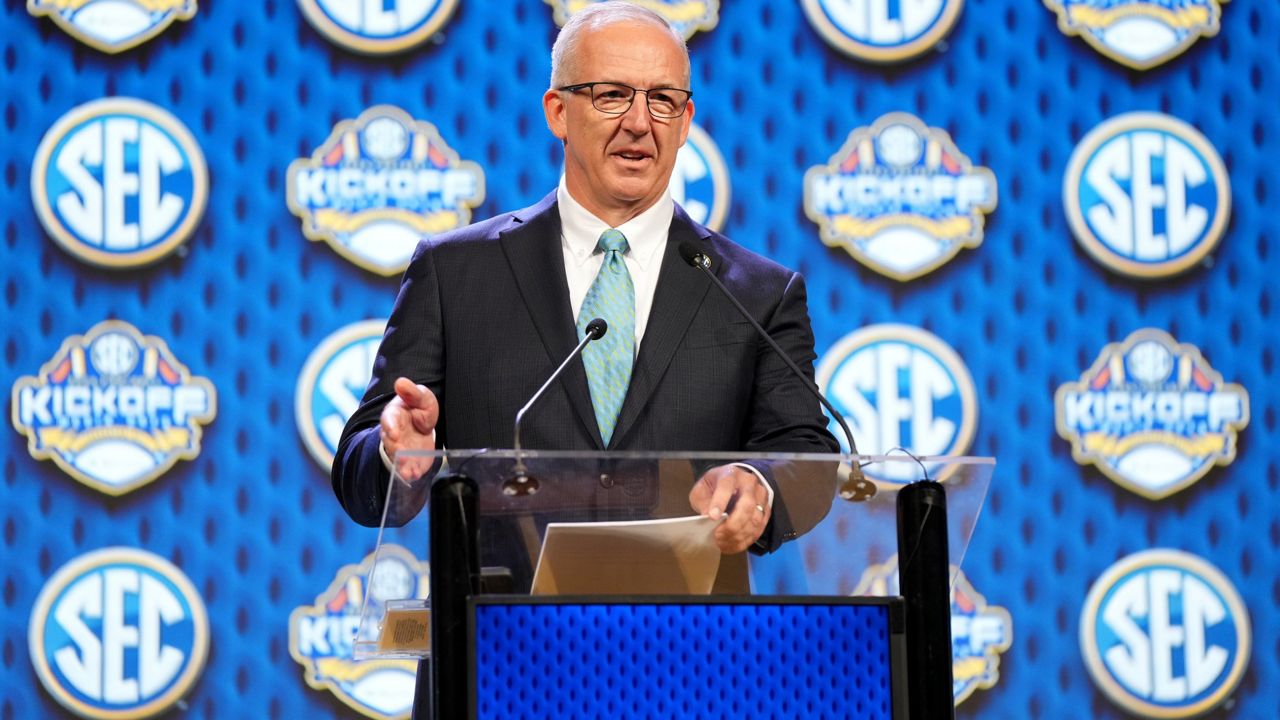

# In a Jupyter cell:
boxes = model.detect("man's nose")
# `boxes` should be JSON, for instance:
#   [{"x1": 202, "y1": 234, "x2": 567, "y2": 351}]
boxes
[{"x1": 619, "y1": 93, "x2": 653, "y2": 133}]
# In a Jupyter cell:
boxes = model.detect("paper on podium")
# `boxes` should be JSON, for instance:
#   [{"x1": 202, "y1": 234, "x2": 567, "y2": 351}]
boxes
[{"x1": 531, "y1": 515, "x2": 722, "y2": 595}]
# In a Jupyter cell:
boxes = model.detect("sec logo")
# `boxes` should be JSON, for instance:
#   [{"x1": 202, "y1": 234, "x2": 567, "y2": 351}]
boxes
[
  {"x1": 1063, "y1": 112, "x2": 1230, "y2": 279},
  {"x1": 1080, "y1": 549, "x2": 1250, "y2": 717},
  {"x1": 801, "y1": 0, "x2": 965, "y2": 63},
  {"x1": 816, "y1": 324, "x2": 978, "y2": 482},
  {"x1": 29, "y1": 548, "x2": 210, "y2": 719},
  {"x1": 296, "y1": 320, "x2": 385, "y2": 471},
  {"x1": 31, "y1": 98, "x2": 209, "y2": 268},
  {"x1": 297, "y1": 0, "x2": 459, "y2": 54}
]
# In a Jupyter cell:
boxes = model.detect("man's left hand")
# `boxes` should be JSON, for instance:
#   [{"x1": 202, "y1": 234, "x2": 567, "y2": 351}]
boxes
[{"x1": 689, "y1": 464, "x2": 771, "y2": 554}]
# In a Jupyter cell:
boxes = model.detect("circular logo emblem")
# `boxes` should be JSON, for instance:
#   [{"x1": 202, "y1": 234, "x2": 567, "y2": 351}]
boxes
[
  {"x1": 801, "y1": 0, "x2": 965, "y2": 63},
  {"x1": 29, "y1": 547, "x2": 210, "y2": 718},
  {"x1": 297, "y1": 0, "x2": 460, "y2": 54},
  {"x1": 1080, "y1": 549, "x2": 1250, "y2": 717},
  {"x1": 671, "y1": 123, "x2": 731, "y2": 232},
  {"x1": 1063, "y1": 112, "x2": 1230, "y2": 279},
  {"x1": 816, "y1": 324, "x2": 978, "y2": 482},
  {"x1": 296, "y1": 320, "x2": 385, "y2": 471},
  {"x1": 31, "y1": 98, "x2": 208, "y2": 268}
]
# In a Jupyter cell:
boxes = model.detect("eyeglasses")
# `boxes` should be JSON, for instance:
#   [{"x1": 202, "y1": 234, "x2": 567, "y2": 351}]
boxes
[{"x1": 558, "y1": 82, "x2": 693, "y2": 119}]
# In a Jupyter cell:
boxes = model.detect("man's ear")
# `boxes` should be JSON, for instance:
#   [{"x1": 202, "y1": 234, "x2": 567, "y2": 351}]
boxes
[
  {"x1": 543, "y1": 89, "x2": 568, "y2": 141},
  {"x1": 678, "y1": 98, "x2": 695, "y2": 147}
]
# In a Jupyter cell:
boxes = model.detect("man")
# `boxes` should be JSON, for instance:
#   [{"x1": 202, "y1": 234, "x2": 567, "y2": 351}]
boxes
[{"x1": 332, "y1": 2, "x2": 837, "y2": 561}]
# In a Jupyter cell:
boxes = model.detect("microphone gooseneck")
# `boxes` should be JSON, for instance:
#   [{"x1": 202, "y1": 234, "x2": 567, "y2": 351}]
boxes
[
  {"x1": 508, "y1": 318, "x2": 608, "y2": 490},
  {"x1": 677, "y1": 241, "x2": 870, "y2": 497}
]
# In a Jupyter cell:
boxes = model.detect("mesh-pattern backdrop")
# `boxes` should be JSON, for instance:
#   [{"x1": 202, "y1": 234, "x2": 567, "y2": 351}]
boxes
[
  {"x1": 2, "y1": 1, "x2": 1277, "y2": 718},
  {"x1": 472, "y1": 600, "x2": 895, "y2": 719}
]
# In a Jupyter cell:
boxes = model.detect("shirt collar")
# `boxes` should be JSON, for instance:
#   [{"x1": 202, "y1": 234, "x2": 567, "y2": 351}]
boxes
[{"x1": 557, "y1": 177, "x2": 672, "y2": 270}]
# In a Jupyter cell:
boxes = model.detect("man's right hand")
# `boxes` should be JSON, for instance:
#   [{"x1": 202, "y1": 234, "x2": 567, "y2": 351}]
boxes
[{"x1": 379, "y1": 377, "x2": 439, "y2": 481}]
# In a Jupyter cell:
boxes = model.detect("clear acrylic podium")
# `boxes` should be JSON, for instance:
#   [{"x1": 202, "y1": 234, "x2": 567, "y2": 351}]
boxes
[{"x1": 353, "y1": 450, "x2": 993, "y2": 719}]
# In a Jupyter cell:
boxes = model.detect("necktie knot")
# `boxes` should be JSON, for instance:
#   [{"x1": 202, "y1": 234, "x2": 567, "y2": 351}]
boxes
[{"x1": 597, "y1": 229, "x2": 629, "y2": 255}]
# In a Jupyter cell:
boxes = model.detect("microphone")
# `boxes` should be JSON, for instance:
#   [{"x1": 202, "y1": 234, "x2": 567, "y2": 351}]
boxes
[
  {"x1": 506, "y1": 318, "x2": 608, "y2": 494},
  {"x1": 677, "y1": 242, "x2": 872, "y2": 500}
]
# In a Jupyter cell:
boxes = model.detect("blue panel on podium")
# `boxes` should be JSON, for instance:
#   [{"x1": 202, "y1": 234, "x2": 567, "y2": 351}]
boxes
[{"x1": 469, "y1": 596, "x2": 904, "y2": 719}]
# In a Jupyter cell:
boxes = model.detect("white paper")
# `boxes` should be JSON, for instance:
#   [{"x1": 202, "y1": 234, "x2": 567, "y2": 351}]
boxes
[{"x1": 531, "y1": 515, "x2": 722, "y2": 595}]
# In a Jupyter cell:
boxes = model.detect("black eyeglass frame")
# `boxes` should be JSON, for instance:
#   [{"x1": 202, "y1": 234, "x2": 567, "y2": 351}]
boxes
[{"x1": 557, "y1": 82, "x2": 693, "y2": 119}]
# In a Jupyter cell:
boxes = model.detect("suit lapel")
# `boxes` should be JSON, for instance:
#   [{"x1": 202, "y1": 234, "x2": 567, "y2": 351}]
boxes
[
  {"x1": 611, "y1": 211, "x2": 713, "y2": 447},
  {"x1": 499, "y1": 195, "x2": 605, "y2": 448}
]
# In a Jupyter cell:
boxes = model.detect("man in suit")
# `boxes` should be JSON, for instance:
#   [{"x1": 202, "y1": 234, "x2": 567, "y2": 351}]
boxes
[{"x1": 332, "y1": 1, "x2": 838, "y2": 561}]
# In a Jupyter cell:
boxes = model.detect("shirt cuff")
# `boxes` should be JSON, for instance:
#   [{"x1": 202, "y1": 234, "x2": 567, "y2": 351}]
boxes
[
  {"x1": 378, "y1": 439, "x2": 394, "y2": 473},
  {"x1": 379, "y1": 431, "x2": 437, "y2": 475},
  {"x1": 730, "y1": 462, "x2": 775, "y2": 509}
]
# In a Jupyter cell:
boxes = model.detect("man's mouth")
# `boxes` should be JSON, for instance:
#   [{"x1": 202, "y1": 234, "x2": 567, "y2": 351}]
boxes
[{"x1": 614, "y1": 150, "x2": 651, "y2": 162}]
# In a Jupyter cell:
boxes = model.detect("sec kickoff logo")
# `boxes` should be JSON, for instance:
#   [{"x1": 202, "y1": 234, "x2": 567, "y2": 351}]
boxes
[
  {"x1": 296, "y1": 320, "x2": 385, "y2": 472},
  {"x1": 805, "y1": 112, "x2": 996, "y2": 281},
  {"x1": 29, "y1": 547, "x2": 210, "y2": 718},
  {"x1": 297, "y1": 0, "x2": 459, "y2": 55},
  {"x1": 801, "y1": 0, "x2": 964, "y2": 63},
  {"x1": 1044, "y1": 0, "x2": 1228, "y2": 70},
  {"x1": 1064, "y1": 112, "x2": 1230, "y2": 279},
  {"x1": 288, "y1": 105, "x2": 485, "y2": 277},
  {"x1": 854, "y1": 557, "x2": 1011, "y2": 706},
  {"x1": 546, "y1": 0, "x2": 719, "y2": 40},
  {"x1": 27, "y1": 0, "x2": 197, "y2": 54},
  {"x1": 671, "y1": 123, "x2": 730, "y2": 232},
  {"x1": 290, "y1": 545, "x2": 429, "y2": 719},
  {"x1": 817, "y1": 324, "x2": 978, "y2": 483},
  {"x1": 32, "y1": 98, "x2": 209, "y2": 268},
  {"x1": 1055, "y1": 328, "x2": 1248, "y2": 499},
  {"x1": 1081, "y1": 549, "x2": 1250, "y2": 717},
  {"x1": 11, "y1": 320, "x2": 217, "y2": 496}
]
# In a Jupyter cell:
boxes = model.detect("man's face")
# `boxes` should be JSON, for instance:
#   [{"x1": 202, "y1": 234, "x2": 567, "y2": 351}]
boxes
[{"x1": 543, "y1": 21, "x2": 694, "y2": 225}]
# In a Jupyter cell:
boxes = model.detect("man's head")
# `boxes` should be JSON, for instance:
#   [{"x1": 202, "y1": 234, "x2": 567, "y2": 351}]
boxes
[{"x1": 543, "y1": 2, "x2": 695, "y2": 226}]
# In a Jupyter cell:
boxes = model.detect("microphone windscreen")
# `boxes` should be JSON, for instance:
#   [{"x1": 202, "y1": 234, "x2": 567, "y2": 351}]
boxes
[
  {"x1": 677, "y1": 241, "x2": 710, "y2": 269},
  {"x1": 585, "y1": 318, "x2": 608, "y2": 339}
]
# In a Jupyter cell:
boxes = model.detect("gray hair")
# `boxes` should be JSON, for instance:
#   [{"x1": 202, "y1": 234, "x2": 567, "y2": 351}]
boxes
[{"x1": 549, "y1": 1, "x2": 690, "y2": 89}]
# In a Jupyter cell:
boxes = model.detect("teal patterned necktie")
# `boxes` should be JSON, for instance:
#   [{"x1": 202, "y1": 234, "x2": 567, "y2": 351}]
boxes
[{"x1": 576, "y1": 228, "x2": 635, "y2": 445}]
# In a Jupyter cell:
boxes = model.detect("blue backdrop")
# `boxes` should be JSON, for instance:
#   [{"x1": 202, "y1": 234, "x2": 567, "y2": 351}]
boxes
[{"x1": 2, "y1": 0, "x2": 1276, "y2": 718}]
